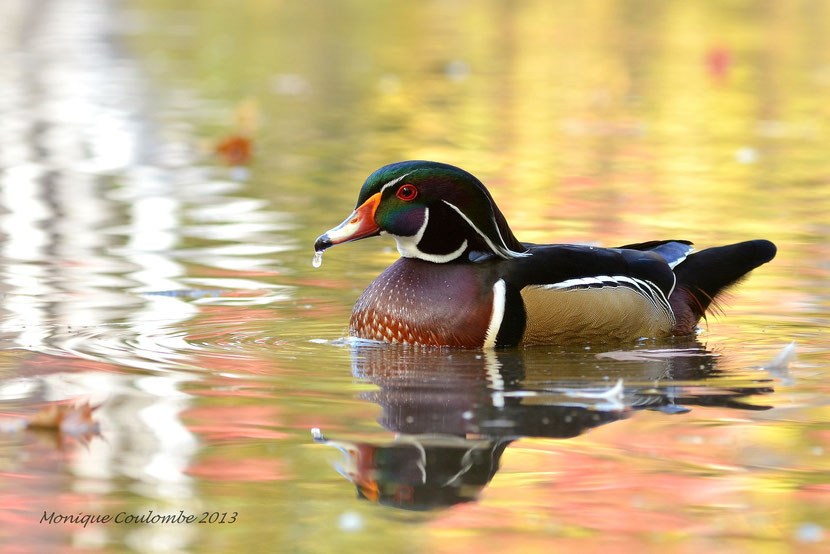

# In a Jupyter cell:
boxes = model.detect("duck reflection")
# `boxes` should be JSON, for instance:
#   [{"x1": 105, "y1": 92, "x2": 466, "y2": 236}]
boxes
[{"x1": 314, "y1": 342, "x2": 773, "y2": 510}]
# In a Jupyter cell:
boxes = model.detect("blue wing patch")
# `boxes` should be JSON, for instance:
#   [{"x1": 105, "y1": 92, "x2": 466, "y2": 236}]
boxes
[{"x1": 649, "y1": 241, "x2": 695, "y2": 269}]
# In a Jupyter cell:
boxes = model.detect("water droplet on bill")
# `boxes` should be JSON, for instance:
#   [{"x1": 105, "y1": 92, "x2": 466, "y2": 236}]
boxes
[{"x1": 312, "y1": 250, "x2": 323, "y2": 268}]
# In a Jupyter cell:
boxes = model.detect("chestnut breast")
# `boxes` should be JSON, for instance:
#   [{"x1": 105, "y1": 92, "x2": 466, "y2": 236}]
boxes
[{"x1": 350, "y1": 258, "x2": 497, "y2": 347}]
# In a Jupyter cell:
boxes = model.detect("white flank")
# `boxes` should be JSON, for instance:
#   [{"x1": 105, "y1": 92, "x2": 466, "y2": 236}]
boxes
[
  {"x1": 441, "y1": 200, "x2": 529, "y2": 259},
  {"x1": 484, "y1": 279, "x2": 507, "y2": 348}
]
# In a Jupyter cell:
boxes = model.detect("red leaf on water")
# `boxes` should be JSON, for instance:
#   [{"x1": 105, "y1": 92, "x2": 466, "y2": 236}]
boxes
[{"x1": 215, "y1": 134, "x2": 253, "y2": 166}]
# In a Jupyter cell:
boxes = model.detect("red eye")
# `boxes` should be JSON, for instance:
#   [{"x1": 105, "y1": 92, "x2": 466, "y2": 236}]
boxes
[{"x1": 396, "y1": 185, "x2": 418, "y2": 201}]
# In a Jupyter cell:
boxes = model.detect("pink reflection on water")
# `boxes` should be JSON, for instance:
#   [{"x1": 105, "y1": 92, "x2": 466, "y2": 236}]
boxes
[
  {"x1": 706, "y1": 45, "x2": 733, "y2": 81},
  {"x1": 186, "y1": 457, "x2": 289, "y2": 482},
  {"x1": 184, "y1": 405, "x2": 290, "y2": 441}
]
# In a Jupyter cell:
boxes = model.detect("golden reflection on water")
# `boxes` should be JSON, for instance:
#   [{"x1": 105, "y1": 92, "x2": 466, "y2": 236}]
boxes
[{"x1": 0, "y1": 0, "x2": 829, "y2": 551}]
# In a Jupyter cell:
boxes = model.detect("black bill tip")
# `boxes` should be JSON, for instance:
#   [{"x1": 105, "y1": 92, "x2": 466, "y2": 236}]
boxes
[{"x1": 314, "y1": 233, "x2": 333, "y2": 252}]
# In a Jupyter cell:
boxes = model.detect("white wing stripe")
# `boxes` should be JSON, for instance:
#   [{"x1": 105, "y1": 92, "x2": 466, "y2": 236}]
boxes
[{"x1": 544, "y1": 275, "x2": 674, "y2": 322}]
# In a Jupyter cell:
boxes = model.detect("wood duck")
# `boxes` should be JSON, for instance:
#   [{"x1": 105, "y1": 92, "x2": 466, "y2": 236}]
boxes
[{"x1": 314, "y1": 161, "x2": 777, "y2": 348}]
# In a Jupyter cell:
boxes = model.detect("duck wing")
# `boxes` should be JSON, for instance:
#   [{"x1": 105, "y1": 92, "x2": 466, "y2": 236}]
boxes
[
  {"x1": 505, "y1": 243, "x2": 677, "y2": 297},
  {"x1": 617, "y1": 240, "x2": 694, "y2": 269}
]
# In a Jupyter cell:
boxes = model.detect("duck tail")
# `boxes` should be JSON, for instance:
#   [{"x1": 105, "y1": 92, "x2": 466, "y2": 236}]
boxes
[{"x1": 669, "y1": 239, "x2": 777, "y2": 335}]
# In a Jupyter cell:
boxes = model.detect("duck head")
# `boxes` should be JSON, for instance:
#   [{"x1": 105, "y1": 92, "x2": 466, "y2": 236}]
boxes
[{"x1": 314, "y1": 161, "x2": 528, "y2": 263}]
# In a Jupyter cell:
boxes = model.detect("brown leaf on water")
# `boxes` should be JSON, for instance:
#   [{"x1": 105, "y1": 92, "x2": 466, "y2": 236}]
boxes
[
  {"x1": 26, "y1": 403, "x2": 100, "y2": 438},
  {"x1": 214, "y1": 99, "x2": 259, "y2": 166},
  {"x1": 215, "y1": 134, "x2": 253, "y2": 166}
]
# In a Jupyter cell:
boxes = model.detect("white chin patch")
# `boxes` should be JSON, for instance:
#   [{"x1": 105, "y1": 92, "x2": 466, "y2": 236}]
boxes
[
  {"x1": 390, "y1": 207, "x2": 467, "y2": 263},
  {"x1": 394, "y1": 236, "x2": 468, "y2": 263}
]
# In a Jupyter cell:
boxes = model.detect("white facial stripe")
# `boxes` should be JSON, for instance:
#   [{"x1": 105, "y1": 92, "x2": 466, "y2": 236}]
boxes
[
  {"x1": 484, "y1": 279, "x2": 506, "y2": 348},
  {"x1": 379, "y1": 171, "x2": 415, "y2": 194},
  {"x1": 441, "y1": 200, "x2": 528, "y2": 259},
  {"x1": 412, "y1": 206, "x2": 429, "y2": 244}
]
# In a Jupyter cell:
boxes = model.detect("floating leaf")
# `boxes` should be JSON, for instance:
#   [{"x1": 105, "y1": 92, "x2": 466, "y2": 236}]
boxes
[
  {"x1": 26, "y1": 403, "x2": 100, "y2": 438},
  {"x1": 761, "y1": 341, "x2": 796, "y2": 384},
  {"x1": 215, "y1": 134, "x2": 253, "y2": 166},
  {"x1": 762, "y1": 341, "x2": 796, "y2": 371}
]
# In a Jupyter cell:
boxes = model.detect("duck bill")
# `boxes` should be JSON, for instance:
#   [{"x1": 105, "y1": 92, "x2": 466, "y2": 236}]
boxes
[{"x1": 314, "y1": 192, "x2": 381, "y2": 252}]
